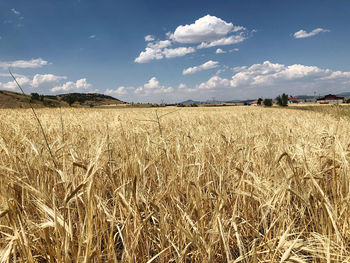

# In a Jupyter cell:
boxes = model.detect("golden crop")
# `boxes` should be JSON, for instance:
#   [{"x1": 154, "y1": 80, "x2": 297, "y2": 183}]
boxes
[{"x1": 0, "y1": 106, "x2": 349, "y2": 262}]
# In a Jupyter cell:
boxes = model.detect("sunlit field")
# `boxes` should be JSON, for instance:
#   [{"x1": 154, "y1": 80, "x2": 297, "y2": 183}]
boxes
[{"x1": 0, "y1": 106, "x2": 350, "y2": 262}]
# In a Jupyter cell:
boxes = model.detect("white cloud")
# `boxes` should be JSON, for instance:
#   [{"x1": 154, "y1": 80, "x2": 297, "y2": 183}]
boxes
[
  {"x1": 219, "y1": 61, "x2": 350, "y2": 98},
  {"x1": 105, "y1": 86, "x2": 131, "y2": 96},
  {"x1": 171, "y1": 14, "x2": 244, "y2": 44},
  {"x1": 32, "y1": 74, "x2": 67, "y2": 88},
  {"x1": 76, "y1": 78, "x2": 92, "y2": 89},
  {"x1": 183, "y1": 60, "x2": 219, "y2": 75},
  {"x1": 0, "y1": 73, "x2": 25, "y2": 78},
  {"x1": 229, "y1": 61, "x2": 328, "y2": 88},
  {"x1": 293, "y1": 28, "x2": 330, "y2": 39},
  {"x1": 51, "y1": 78, "x2": 92, "y2": 92},
  {"x1": 135, "y1": 77, "x2": 173, "y2": 95},
  {"x1": 134, "y1": 40, "x2": 172, "y2": 63},
  {"x1": 197, "y1": 76, "x2": 230, "y2": 90},
  {"x1": 135, "y1": 14, "x2": 248, "y2": 63},
  {"x1": 197, "y1": 34, "x2": 246, "y2": 49},
  {"x1": 145, "y1": 35, "x2": 155, "y2": 42},
  {"x1": 0, "y1": 72, "x2": 93, "y2": 94},
  {"x1": 230, "y1": 48, "x2": 239, "y2": 52},
  {"x1": 0, "y1": 76, "x2": 31, "y2": 90},
  {"x1": 105, "y1": 78, "x2": 174, "y2": 102},
  {"x1": 144, "y1": 77, "x2": 160, "y2": 89},
  {"x1": 318, "y1": 71, "x2": 350, "y2": 81},
  {"x1": 147, "y1": 40, "x2": 172, "y2": 49},
  {"x1": 178, "y1": 83, "x2": 187, "y2": 89},
  {"x1": 232, "y1": 66, "x2": 247, "y2": 72},
  {"x1": 89, "y1": 35, "x2": 96, "y2": 39},
  {"x1": 187, "y1": 61, "x2": 350, "y2": 100},
  {"x1": 11, "y1": 8, "x2": 20, "y2": 15},
  {"x1": 0, "y1": 73, "x2": 68, "y2": 91},
  {"x1": 134, "y1": 47, "x2": 164, "y2": 63},
  {"x1": 135, "y1": 40, "x2": 195, "y2": 63},
  {"x1": 216, "y1": 48, "x2": 226, "y2": 54},
  {"x1": 163, "y1": 47, "x2": 195, "y2": 58},
  {"x1": 0, "y1": 58, "x2": 48, "y2": 69}
]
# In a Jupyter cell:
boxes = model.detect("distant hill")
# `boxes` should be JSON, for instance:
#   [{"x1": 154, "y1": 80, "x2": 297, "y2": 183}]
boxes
[
  {"x1": 336, "y1": 92, "x2": 350, "y2": 97},
  {"x1": 0, "y1": 90, "x2": 125, "y2": 108},
  {"x1": 295, "y1": 95, "x2": 315, "y2": 100},
  {"x1": 179, "y1": 99, "x2": 202, "y2": 105},
  {"x1": 179, "y1": 99, "x2": 250, "y2": 104}
]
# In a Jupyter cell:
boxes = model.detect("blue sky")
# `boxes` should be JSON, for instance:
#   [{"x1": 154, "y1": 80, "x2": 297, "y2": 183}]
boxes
[{"x1": 0, "y1": 0, "x2": 350, "y2": 103}]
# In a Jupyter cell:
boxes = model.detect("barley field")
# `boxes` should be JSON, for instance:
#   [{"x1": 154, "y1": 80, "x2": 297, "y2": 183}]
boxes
[{"x1": 0, "y1": 106, "x2": 350, "y2": 262}]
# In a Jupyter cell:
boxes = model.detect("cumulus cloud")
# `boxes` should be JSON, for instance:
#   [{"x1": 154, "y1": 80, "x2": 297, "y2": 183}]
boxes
[
  {"x1": 135, "y1": 14, "x2": 247, "y2": 63},
  {"x1": 147, "y1": 40, "x2": 172, "y2": 49},
  {"x1": 216, "y1": 48, "x2": 226, "y2": 54},
  {"x1": 145, "y1": 35, "x2": 155, "y2": 42},
  {"x1": 0, "y1": 73, "x2": 69, "y2": 91},
  {"x1": 171, "y1": 15, "x2": 244, "y2": 43},
  {"x1": 197, "y1": 76, "x2": 230, "y2": 90},
  {"x1": 135, "y1": 40, "x2": 194, "y2": 63},
  {"x1": 134, "y1": 47, "x2": 164, "y2": 63},
  {"x1": 163, "y1": 47, "x2": 195, "y2": 58},
  {"x1": 0, "y1": 58, "x2": 49, "y2": 69},
  {"x1": 0, "y1": 70, "x2": 93, "y2": 94},
  {"x1": 320, "y1": 71, "x2": 350, "y2": 80},
  {"x1": 0, "y1": 76, "x2": 31, "y2": 90},
  {"x1": 135, "y1": 77, "x2": 173, "y2": 94},
  {"x1": 293, "y1": 28, "x2": 330, "y2": 39},
  {"x1": 178, "y1": 83, "x2": 187, "y2": 89},
  {"x1": 52, "y1": 78, "x2": 92, "y2": 92},
  {"x1": 135, "y1": 40, "x2": 172, "y2": 63},
  {"x1": 107, "y1": 77, "x2": 174, "y2": 100},
  {"x1": 197, "y1": 34, "x2": 246, "y2": 49},
  {"x1": 11, "y1": 8, "x2": 20, "y2": 15},
  {"x1": 229, "y1": 61, "x2": 328, "y2": 88},
  {"x1": 186, "y1": 61, "x2": 350, "y2": 100},
  {"x1": 32, "y1": 74, "x2": 67, "y2": 88},
  {"x1": 183, "y1": 60, "x2": 219, "y2": 75},
  {"x1": 105, "y1": 86, "x2": 131, "y2": 96},
  {"x1": 89, "y1": 35, "x2": 96, "y2": 39}
]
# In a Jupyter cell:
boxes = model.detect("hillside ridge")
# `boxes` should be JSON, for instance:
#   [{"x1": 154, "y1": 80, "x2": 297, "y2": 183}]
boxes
[{"x1": 0, "y1": 89, "x2": 125, "y2": 108}]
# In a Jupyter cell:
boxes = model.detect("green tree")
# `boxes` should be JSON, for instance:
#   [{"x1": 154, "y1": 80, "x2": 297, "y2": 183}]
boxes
[
  {"x1": 65, "y1": 95, "x2": 76, "y2": 106},
  {"x1": 257, "y1": 98, "x2": 263, "y2": 105},
  {"x1": 263, "y1": 98, "x2": 273, "y2": 107},
  {"x1": 276, "y1": 93, "x2": 288, "y2": 106},
  {"x1": 31, "y1": 93, "x2": 40, "y2": 101}
]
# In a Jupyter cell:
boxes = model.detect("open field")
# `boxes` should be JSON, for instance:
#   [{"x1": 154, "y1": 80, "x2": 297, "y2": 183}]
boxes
[
  {"x1": 288, "y1": 104, "x2": 350, "y2": 120},
  {"x1": 1, "y1": 106, "x2": 350, "y2": 262}
]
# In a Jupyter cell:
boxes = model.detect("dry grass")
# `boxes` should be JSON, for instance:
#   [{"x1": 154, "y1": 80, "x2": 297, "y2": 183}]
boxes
[
  {"x1": 289, "y1": 104, "x2": 350, "y2": 120},
  {"x1": 0, "y1": 106, "x2": 350, "y2": 262}
]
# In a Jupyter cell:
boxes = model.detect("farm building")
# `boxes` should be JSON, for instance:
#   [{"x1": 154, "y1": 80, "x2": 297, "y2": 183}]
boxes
[
  {"x1": 288, "y1": 96, "x2": 299, "y2": 104},
  {"x1": 250, "y1": 100, "x2": 259, "y2": 106},
  {"x1": 317, "y1": 94, "x2": 344, "y2": 104}
]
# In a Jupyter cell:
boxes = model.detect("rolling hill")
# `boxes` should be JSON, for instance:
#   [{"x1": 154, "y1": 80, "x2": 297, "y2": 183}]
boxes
[{"x1": 0, "y1": 90, "x2": 125, "y2": 108}]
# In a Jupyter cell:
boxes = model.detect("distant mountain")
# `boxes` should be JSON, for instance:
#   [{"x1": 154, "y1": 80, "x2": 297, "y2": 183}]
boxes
[
  {"x1": 225, "y1": 100, "x2": 243, "y2": 103},
  {"x1": 0, "y1": 90, "x2": 125, "y2": 108},
  {"x1": 336, "y1": 92, "x2": 350, "y2": 97},
  {"x1": 179, "y1": 99, "x2": 253, "y2": 104},
  {"x1": 295, "y1": 95, "x2": 316, "y2": 100},
  {"x1": 178, "y1": 99, "x2": 202, "y2": 105}
]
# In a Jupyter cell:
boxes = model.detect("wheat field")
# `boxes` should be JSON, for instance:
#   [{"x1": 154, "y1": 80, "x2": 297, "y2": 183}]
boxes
[{"x1": 0, "y1": 106, "x2": 349, "y2": 262}]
